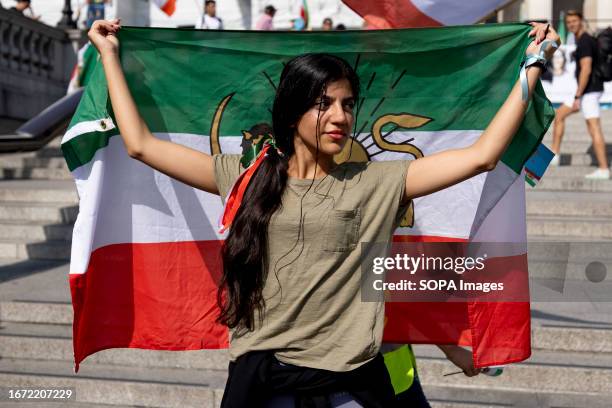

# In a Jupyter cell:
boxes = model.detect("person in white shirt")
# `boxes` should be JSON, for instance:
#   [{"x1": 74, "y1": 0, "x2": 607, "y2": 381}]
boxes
[{"x1": 197, "y1": 0, "x2": 223, "y2": 30}]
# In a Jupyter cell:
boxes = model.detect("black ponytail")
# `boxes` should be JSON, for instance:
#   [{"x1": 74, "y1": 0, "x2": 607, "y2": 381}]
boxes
[{"x1": 217, "y1": 53, "x2": 360, "y2": 330}]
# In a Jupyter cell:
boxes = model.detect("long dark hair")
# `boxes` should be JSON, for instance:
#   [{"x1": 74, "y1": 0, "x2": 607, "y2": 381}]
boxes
[{"x1": 217, "y1": 53, "x2": 361, "y2": 330}]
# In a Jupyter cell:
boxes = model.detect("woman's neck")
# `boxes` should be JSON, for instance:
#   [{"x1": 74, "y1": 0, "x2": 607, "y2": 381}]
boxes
[{"x1": 287, "y1": 139, "x2": 336, "y2": 180}]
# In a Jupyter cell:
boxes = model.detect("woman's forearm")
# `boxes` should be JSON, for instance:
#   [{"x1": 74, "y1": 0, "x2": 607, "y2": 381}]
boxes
[
  {"x1": 100, "y1": 52, "x2": 154, "y2": 158},
  {"x1": 473, "y1": 65, "x2": 543, "y2": 169}
]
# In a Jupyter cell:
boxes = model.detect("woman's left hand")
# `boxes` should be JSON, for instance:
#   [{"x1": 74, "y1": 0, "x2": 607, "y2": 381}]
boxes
[
  {"x1": 439, "y1": 345, "x2": 481, "y2": 377},
  {"x1": 526, "y1": 22, "x2": 561, "y2": 61}
]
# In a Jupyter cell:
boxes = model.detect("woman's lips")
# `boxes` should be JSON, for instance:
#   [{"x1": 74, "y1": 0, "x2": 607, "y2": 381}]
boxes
[{"x1": 325, "y1": 131, "x2": 347, "y2": 141}]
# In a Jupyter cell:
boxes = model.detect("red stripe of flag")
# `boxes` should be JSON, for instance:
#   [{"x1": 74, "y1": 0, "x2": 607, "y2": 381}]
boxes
[{"x1": 70, "y1": 241, "x2": 229, "y2": 372}]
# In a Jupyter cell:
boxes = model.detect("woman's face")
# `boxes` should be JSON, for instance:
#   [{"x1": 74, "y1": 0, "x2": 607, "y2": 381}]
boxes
[{"x1": 294, "y1": 78, "x2": 356, "y2": 157}]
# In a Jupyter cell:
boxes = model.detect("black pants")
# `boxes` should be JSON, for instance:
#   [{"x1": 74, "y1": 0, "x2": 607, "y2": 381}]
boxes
[
  {"x1": 396, "y1": 378, "x2": 431, "y2": 408},
  {"x1": 220, "y1": 351, "x2": 398, "y2": 408}
]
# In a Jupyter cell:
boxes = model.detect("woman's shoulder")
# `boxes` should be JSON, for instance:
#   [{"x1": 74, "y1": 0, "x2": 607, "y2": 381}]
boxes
[
  {"x1": 213, "y1": 154, "x2": 244, "y2": 201},
  {"x1": 213, "y1": 153, "x2": 244, "y2": 176}
]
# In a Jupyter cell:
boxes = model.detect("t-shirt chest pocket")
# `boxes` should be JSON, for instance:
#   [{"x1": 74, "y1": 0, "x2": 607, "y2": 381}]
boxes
[{"x1": 323, "y1": 208, "x2": 361, "y2": 252}]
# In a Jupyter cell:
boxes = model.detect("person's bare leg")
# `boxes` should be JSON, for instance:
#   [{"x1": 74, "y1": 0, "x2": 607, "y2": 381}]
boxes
[
  {"x1": 551, "y1": 104, "x2": 576, "y2": 154},
  {"x1": 586, "y1": 118, "x2": 609, "y2": 169}
]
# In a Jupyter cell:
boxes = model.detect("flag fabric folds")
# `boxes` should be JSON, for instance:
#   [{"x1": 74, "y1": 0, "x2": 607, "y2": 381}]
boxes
[
  {"x1": 343, "y1": 0, "x2": 513, "y2": 28},
  {"x1": 63, "y1": 24, "x2": 554, "y2": 371}
]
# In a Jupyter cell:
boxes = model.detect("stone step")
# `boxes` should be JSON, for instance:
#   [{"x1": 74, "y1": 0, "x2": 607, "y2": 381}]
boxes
[
  {"x1": 0, "y1": 239, "x2": 71, "y2": 261},
  {"x1": 533, "y1": 325, "x2": 612, "y2": 354},
  {"x1": 1, "y1": 355, "x2": 606, "y2": 408},
  {"x1": 1, "y1": 324, "x2": 612, "y2": 404},
  {"x1": 542, "y1": 138, "x2": 593, "y2": 148},
  {"x1": 554, "y1": 152, "x2": 612, "y2": 166},
  {"x1": 0, "y1": 166, "x2": 72, "y2": 181},
  {"x1": 0, "y1": 300, "x2": 73, "y2": 325},
  {"x1": 526, "y1": 241, "x2": 612, "y2": 261},
  {"x1": 0, "y1": 152, "x2": 36, "y2": 168},
  {"x1": 0, "y1": 322, "x2": 229, "y2": 371},
  {"x1": 4, "y1": 344, "x2": 609, "y2": 404},
  {"x1": 536, "y1": 177, "x2": 612, "y2": 192},
  {"x1": 527, "y1": 235, "x2": 612, "y2": 243},
  {"x1": 542, "y1": 165, "x2": 612, "y2": 178},
  {"x1": 429, "y1": 403, "x2": 496, "y2": 408},
  {"x1": 0, "y1": 403, "x2": 134, "y2": 408},
  {"x1": 36, "y1": 147, "x2": 64, "y2": 158},
  {"x1": 0, "y1": 201, "x2": 78, "y2": 223},
  {"x1": 526, "y1": 215, "x2": 612, "y2": 239},
  {"x1": 542, "y1": 127, "x2": 611, "y2": 142},
  {"x1": 2, "y1": 300, "x2": 611, "y2": 406},
  {"x1": 413, "y1": 345, "x2": 612, "y2": 396},
  {"x1": 423, "y1": 383, "x2": 610, "y2": 408},
  {"x1": 526, "y1": 191, "x2": 612, "y2": 217},
  {"x1": 0, "y1": 221, "x2": 72, "y2": 241},
  {"x1": 542, "y1": 141, "x2": 612, "y2": 154},
  {"x1": 47, "y1": 136, "x2": 62, "y2": 149},
  {"x1": 22, "y1": 156, "x2": 69, "y2": 169},
  {"x1": 550, "y1": 116, "x2": 612, "y2": 131},
  {"x1": 542, "y1": 132, "x2": 595, "y2": 143},
  {"x1": 0, "y1": 180, "x2": 78, "y2": 203},
  {"x1": 2, "y1": 318, "x2": 611, "y2": 366},
  {"x1": 528, "y1": 260, "x2": 612, "y2": 294},
  {"x1": 0, "y1": 358, "x2": 224, "y2": 408}
]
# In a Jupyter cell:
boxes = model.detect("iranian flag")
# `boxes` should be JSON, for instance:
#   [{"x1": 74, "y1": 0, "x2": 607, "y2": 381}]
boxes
[
  {"x1": 63, "y1": 24, "x2": 554, "y2": 371},
  {"x1": 343, "y1": 0, "x2": 515, "y2": 28},
  {"x1": 152, "y1": 0, "x2": 176, "y2": 16}
]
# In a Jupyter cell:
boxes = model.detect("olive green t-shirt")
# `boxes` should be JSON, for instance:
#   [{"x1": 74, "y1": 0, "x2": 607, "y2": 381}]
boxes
[{"x1": 214, "y1": 154, "x2": 410, "y2": 372}]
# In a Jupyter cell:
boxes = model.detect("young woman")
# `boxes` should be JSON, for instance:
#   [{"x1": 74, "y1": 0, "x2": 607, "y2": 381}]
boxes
[{"x1": 87, "y1": 19, "x2": 559, "y2": 407}]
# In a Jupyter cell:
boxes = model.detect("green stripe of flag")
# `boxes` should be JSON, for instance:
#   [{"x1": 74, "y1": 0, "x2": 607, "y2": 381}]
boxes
[
  {"x1": 66, "y1": 24, "x2": 554, "y2": 174},
  {"x1": 62, "y1": 129, "x2": 120, "y2": 172}
]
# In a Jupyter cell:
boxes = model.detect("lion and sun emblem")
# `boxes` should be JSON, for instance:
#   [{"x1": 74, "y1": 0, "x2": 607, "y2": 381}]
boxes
[{"x1": 208, "y1": 62, "x2": 433, "y2": 228}]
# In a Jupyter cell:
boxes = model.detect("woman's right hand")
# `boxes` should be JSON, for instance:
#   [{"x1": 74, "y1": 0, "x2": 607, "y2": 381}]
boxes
[{"x1": 88, "y1": 19, "x2": 121, "y2": 57}]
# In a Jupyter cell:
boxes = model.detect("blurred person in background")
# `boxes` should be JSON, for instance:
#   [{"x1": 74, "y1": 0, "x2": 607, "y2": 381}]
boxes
[
  {"x1": 86, "y1": 0, "x2": 111, "y2": 29},
  {"x1": 255, "y1": 4, "x2": 276, "y2": 31},
  {"x1": 197, "y1": 0, "x2": 223, "y2": 30},
  {"x1": 550, "y1": 10, "x2": 608, "y2": 179},
  {"x1": 322, "y1": 17, "x2": 333, "y2": 31},
  {"x1": 335, "y1": 23, "x2": 346, "y2": 31},
  {"x1": 8, "y1": 0, "x2": 39, "y2": 20},
  {"x1": 291, "y1": 17, "x2": 305, "y2": 31}
]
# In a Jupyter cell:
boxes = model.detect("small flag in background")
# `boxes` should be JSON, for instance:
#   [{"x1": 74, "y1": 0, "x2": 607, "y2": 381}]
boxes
[
  {"x1": 557, "y1": 11, "x2": 567, "y2": 44},
  {"x1": 342, "y1": 0, "x2": 513, "y2": 28},
  {"x1": 67, "y1": 43, "x2": 97, "y2": 94},
  {"x1": 300, "y1": 0, "x2": 310, "y2": 29},
  {"x1": 152, "y1": 0, "x2": 176, "y2": 16},
  {"x1": 525, "y1": 143, "x2": 555, "y2": 187}
]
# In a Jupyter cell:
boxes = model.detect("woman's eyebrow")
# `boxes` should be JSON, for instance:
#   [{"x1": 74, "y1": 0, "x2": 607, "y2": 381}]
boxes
[{"x1": 319, "y1": 95, "x2": 354, "y2": 101}]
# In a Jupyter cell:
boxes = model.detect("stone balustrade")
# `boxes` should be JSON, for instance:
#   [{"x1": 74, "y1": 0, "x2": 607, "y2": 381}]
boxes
[{"x1": 0, "y1": 8, "x2": 76, "y2": 120}]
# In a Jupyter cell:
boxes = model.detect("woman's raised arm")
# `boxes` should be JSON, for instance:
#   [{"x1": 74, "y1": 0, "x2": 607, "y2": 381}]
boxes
[
  {"x1": 404, "y1": 22, "x2": 560, "y2": 201},
  {"x1": 88, "y1": 20, "x2": 219, "y2": 195}
]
